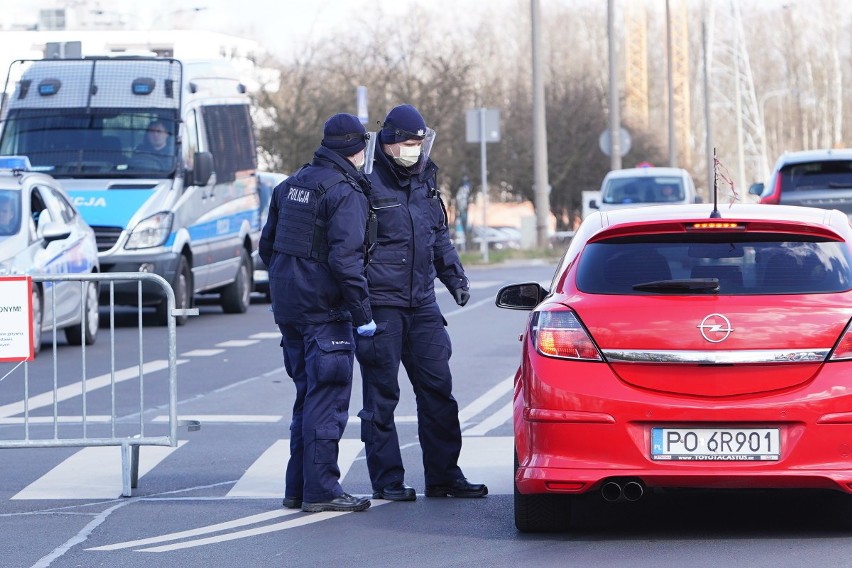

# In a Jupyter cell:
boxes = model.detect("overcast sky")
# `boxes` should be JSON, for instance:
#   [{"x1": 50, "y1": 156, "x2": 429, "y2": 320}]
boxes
[
  {"x1": 9, "y1": 0, "x2": 503, "y2": 59},
  {"x1": 9, "y1": 0, "x2": 814, "y2": 61}
]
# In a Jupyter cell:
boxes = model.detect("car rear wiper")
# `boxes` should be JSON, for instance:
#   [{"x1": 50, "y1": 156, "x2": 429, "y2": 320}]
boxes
[{"x1": 633, "y1": 278, "x2": 720, "y2": 293}]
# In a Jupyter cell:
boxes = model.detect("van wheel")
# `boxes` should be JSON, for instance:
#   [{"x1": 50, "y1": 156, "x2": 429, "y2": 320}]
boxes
[
  {"x1": 65, "y1": 280, "x2": 99, "y2": 345},
  {"x1": 32, "y1": 286, "x2": 43, "y2": 357},
  {"x1": 221, "y1": 249, "x2": 252, "y2": 314},
  {"x1": 157, "y1": 256, "x2": 192, "y2": 326}
]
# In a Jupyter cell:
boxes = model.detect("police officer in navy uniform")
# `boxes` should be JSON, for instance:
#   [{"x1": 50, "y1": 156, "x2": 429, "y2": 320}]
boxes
[
  {"x1": 356, "y1": 104, "x2": 488, "y2": 501},
  {"x1": 260, "y1": 113, "x2": 377, "y2": 513}
]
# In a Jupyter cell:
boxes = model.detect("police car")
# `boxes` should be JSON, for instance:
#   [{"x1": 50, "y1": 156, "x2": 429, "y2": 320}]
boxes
[
  {"x1": 253, "y1": 171, "x2": 288, "y2": 302},
  {"x1": 0, "y1": 156, "x2": 100, "y2": 355}
]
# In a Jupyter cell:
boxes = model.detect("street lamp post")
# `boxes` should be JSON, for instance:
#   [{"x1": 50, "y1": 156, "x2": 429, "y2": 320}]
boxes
[{"x1": 531, "y1": 0, "x2": 550, "y2": 249}]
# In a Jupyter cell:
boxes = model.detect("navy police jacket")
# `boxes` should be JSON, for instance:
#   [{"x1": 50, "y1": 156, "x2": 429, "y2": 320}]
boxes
[
  {"x1": 364, "y1": 147, "x2": 467, "y2": 308},
  {"x1": 259, "y1": 147, "x2": 372, "y2": 326}
]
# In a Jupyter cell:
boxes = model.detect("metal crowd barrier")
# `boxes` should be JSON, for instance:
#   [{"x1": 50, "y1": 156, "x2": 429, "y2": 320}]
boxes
[{"x1": 0, "y1": 272, "x2": 199, "y2": 497}]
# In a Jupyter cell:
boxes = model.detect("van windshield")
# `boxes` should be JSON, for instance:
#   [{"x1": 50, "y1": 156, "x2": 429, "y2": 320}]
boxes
[
  {"x1": 602, "y1": 176, "x2": 685, "y2": 204},
  {"x1": 0, "y1": 108, "x2": 179, "y2": 179}
]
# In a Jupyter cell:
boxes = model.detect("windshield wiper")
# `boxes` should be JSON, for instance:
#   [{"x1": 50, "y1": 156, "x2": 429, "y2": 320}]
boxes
[{"x1": 633, "y1": 278, "x2": 720, "y2": 293}]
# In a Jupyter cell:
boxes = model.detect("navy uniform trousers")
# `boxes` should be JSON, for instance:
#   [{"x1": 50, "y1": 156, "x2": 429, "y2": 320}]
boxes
[
  {"x1": 280, "y1": 320, "x2": 355, "y2": 503},
  {"x1": 356, "y1": 302, "x2": 464, "y2": 490}
]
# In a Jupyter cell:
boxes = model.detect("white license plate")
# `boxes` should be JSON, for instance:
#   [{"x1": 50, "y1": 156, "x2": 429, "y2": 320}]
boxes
[{"x1": 651, "y1": 428, "x2": 780, "y2": 461}]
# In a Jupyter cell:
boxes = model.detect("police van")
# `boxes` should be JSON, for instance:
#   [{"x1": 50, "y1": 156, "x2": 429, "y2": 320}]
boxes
[{"x1": 0, "y1": 57, "x2": 260, "y2": 325}]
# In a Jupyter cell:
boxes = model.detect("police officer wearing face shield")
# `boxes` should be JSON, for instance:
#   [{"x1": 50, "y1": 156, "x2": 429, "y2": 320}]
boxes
[
  {"x1": 260, "y1": 113, "x2": 377, "y2": 513},
  {"x1": 356, "y1": 104, "x2": 487, "y2": 501}
]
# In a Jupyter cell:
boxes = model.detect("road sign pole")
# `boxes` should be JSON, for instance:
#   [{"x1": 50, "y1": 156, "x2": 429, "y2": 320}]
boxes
[{"x1": 479, "y1": 107, "x2": 489, "y2": 263}]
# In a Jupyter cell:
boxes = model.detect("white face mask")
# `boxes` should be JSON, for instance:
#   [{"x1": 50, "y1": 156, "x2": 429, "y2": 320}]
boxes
[{"x1": 394, "y1": 144, "x2": 421, "y2": 167}]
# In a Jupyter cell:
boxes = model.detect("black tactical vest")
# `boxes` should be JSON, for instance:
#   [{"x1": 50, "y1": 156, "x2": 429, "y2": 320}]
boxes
[{"x1": 276, "y1": 168, "x2": 348, "y2": 261}]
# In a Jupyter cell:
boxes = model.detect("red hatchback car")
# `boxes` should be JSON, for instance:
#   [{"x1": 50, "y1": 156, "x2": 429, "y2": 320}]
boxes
[{"x1": 497, "y1": 203, "x2": 852, "y2": 532}]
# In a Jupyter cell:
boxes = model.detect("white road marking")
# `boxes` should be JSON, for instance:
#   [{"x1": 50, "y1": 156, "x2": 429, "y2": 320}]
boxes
[
  {"x1": 215, "y1": 340, "x2": 259, "y2": 348},
  {"x1": 458, "y1": 374, "x2": 514, "y2": 425},
  {"x1": 436, "y1": 280, "x2": 503, "y2": 294},
  {"x1": 87, "y1": 509, "x2": 296, "y2": 551},
  {"x1": 136, "y1": 504, "x2": 389, "y2": 553},
  {"x1": 388, "y1": 415, "x2": 418, "y2": 423},
  {"x1": 462, "y1": 402, "x2": 513, "y2": 436},
  {"x1": 458, "y1": 436, "x2": 514, "y2": 495},
  {"x1": 227, "y1": 439, "x2": 363, "y2": 498},
  {"x1": 9, "y1": 433, "x2": 515, "y2": 504},
  {"x1": 442, "y1": 296, "x2": 495, "y2": 317},
  {"x1": 152, "y1": 414, "x2": 282, "y2": 424},
  {"x1": 180, "y1": 349, "x2": 225, "y2": 357},
  {"x1": 12, "y1": 442, "x2": 186, "y2": 500},
  {"x1": 0, "y1": 359, "x2": 186, "y2": 419},
  {"x1": 249, "y1": 332, "x2": 282, "y2": 339}
]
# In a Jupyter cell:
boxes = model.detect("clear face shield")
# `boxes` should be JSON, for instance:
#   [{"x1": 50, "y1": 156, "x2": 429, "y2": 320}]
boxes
[
  {"x1": 363, "y1": 132, "x2": 378, "y2": 175},
  {"x1": 412, "y1": 127, "x2": 436, "y2": 174}
]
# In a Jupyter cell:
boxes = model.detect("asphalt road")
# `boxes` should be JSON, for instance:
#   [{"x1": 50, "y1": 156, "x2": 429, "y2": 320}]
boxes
[{"x1": 3, "y1": 260, "x2": 852, "y2": 568}]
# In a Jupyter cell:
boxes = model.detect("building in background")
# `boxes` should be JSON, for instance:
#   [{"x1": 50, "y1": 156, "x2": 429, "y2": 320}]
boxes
[{"x1": 0, "y1": 1, "x2": 266, "y2": 91}]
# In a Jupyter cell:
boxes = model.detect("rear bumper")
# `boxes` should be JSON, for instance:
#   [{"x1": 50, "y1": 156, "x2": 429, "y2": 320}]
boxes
[
  {"x1": 515, "y1": 368, "x2": 852, "y2": 496},
  {"x1": 516, "y1": 466, "x2": 852, "y2": 495}
]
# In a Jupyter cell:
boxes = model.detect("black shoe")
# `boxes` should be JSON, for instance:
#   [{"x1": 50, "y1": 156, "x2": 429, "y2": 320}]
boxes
[
  {"x1": 282, "y1": 496, "x2": 302, "y2": 509},
  {"x1": 301, "y1": 493, "x2": 371, "y2": 512},
  {"x1": 372, "y1": 481, "x2": 416, "y2": 501},
  {"x1": 425, "y1": 478, "x2": 488, "y2": 498}
]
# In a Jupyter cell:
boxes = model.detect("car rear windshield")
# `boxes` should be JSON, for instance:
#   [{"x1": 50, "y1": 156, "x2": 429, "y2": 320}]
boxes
[
  {"x1": 780, "y1": 160, "x2": 852, "y2": 192},
  {"x1": 576, "y1": 234, "x2": 852, "y2": 295},
  {"x1": 602, "y1": 176, "x2": 685, "y2": 204}
]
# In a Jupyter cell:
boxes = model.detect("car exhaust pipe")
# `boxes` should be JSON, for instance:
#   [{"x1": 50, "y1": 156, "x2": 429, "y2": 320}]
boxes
[
  {"x1": 622, "y1": 480, "x2": 645, "y2": 502},
  {"x1": 601, "y1": 481, "x2": 623, "y2": 502}
]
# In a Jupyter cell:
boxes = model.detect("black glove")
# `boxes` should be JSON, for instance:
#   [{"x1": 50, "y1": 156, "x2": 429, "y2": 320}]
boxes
[{"x1": 453, "y1": 287, "x2": 470, "y2": 307}]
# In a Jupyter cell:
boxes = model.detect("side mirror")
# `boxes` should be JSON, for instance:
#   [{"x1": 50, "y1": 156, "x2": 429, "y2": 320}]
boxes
[
  {"x1": 187, "y1": 151, "x2": 214, "y2": 187},
  {"x1": 40, "y1": 221, "x2": 72, "y2": 244},
  {"x1": 588, "y1": 200, "x2": 599, "y2": 209},
  {"x1": 748, "y1": 182, "x2": 765, "y2": 196},
  {"x1": 495, "y1": 282, "x2": 548, "y2": 310}
]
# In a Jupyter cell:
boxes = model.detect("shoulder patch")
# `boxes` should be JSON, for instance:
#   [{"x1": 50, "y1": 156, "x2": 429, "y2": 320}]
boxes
[{"x1": 286, "y1": 185, "x2": 313, "y2": 205}]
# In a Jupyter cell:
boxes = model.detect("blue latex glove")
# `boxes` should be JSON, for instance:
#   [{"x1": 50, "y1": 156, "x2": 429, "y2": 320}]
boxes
[{"x1": 357, "y1": 320, "x2": 377, "y2": 337}]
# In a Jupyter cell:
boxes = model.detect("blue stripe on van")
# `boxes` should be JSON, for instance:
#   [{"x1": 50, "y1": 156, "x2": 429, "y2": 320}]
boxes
[
  {"x1": 162, "y1": 206, "x2": 259, "y2": 247},
  {"x1": 67, "y1": 190, "x2": 154, "y2": 228}
]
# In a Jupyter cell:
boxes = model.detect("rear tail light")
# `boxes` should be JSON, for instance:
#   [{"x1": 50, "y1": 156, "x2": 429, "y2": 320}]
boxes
[
  {"x1": 531, "y1": 310, "x2": 602, "y2": 361},
  {"x1": 829, "y1": 320, "x2": 852, "y2": 361},
  {"x1": 759, "y1": 172, "x2": 782, "y2": 204}
]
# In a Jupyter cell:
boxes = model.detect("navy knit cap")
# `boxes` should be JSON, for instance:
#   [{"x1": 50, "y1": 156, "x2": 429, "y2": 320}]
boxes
[
  {"x1": 322, "y1": 113, "x2": 367, "y2": 156},
  {"x1": 380, "y1": 104, "x2": 427, "y2": 144}
]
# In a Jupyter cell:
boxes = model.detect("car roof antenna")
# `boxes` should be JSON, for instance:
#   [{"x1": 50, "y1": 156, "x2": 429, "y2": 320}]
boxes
[{"x1": 710, "y1": 147, "x2": 722, "y2": 218}]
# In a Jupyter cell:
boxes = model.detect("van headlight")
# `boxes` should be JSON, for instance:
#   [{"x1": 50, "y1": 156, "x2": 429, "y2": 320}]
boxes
[{"x1": 125, "y1": 212, "x2": 174, "y2": 250}]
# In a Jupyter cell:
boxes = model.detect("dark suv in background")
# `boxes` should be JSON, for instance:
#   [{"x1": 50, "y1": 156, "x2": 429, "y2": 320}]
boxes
[{"x1": 751, "y1": 149, "x2": 852, "y2": 215}]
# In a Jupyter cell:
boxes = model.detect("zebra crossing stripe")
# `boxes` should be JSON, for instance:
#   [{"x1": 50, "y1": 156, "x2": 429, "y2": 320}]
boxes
[
  {"x1": 12, "y1": 442, "x2": 186, "y2": 500},
  {"x1": 227, "y1": 439, "x2": 363, "y2": 498},
  {"x1": 10, "y1": 437, "x2": 514, "y2": 502}
]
